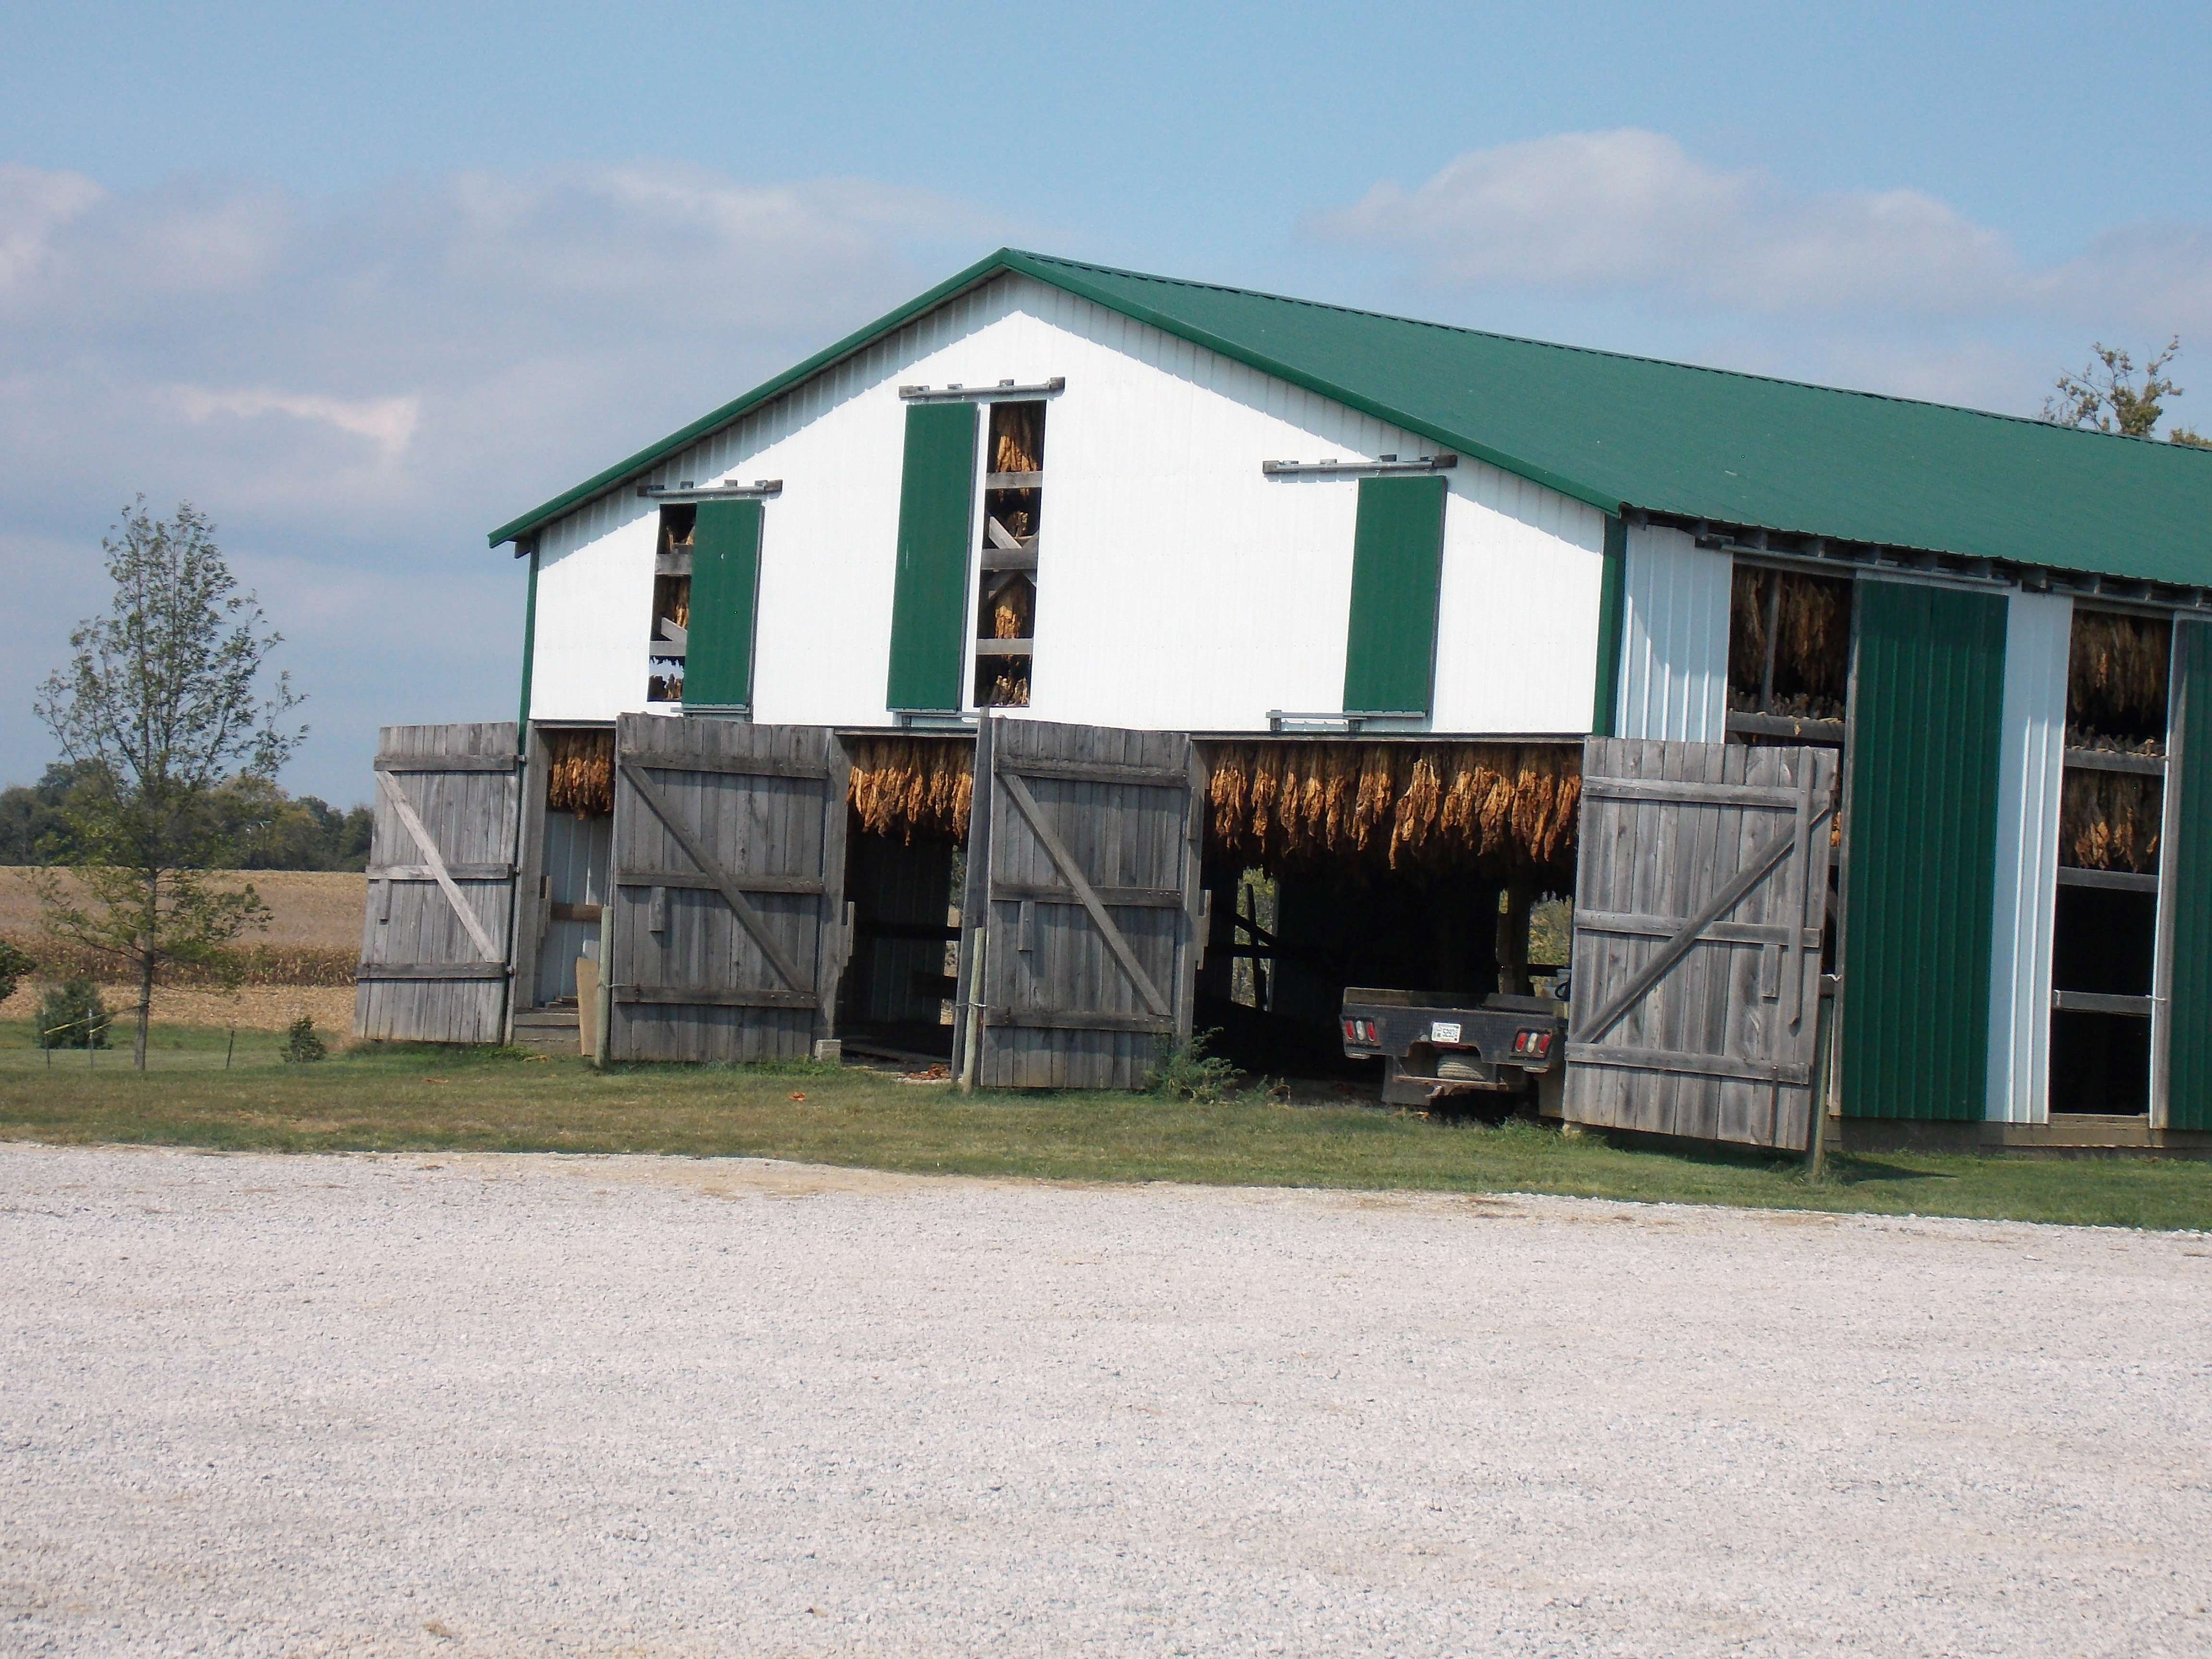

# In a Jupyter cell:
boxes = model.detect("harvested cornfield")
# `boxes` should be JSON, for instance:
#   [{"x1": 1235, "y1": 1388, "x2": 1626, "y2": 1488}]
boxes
[
  {"x1": 2069, "y1": 611, "x2": 2171, "y2": 741},
  {"x1": 0, "y1": 933, "x2": 358, "y2": 988},
  {"x1": 545, "y1": 729, "x2": 614, "y2": 817},
  {"x1": 847, "y1": 737, "x2": 974, "y2": 842},
  {"x1": 1202, "y1": 741, "x2": 1579, "y2": 880},
  {"x1": 2060, "y1": 770, "x2": 2162, "y2": 873}
]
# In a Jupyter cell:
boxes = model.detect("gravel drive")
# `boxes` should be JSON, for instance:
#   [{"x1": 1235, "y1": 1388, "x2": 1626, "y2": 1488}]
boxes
[{"x1": 4, "y1": 1144, "x2": 2210, "y2": 1657}]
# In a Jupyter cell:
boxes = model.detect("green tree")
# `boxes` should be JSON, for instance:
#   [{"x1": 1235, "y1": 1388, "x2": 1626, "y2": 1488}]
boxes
[
  {"x1": 32, "y1": 499, "x2": 303, "y2": 1070},
  {"x1": 2043, "y1": 338, "x2": 2198, "y2": 440}
]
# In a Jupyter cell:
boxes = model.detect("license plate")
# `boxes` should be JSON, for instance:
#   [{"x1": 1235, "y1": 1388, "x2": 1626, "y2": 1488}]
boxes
[{"x1": 1431, "y1": 1021, "x2": 1462, "y2": 1044}]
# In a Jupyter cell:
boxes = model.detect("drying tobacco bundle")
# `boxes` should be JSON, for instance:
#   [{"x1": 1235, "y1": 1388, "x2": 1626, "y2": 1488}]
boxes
[{"x1": 847, "y1": 737, "x2": 974, "y2": 842}]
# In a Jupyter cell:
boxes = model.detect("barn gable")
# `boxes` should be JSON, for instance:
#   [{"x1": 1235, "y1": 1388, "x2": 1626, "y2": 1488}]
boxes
[{"x1": 523, "y1": 270, "x2": 1609, "y2": 735}]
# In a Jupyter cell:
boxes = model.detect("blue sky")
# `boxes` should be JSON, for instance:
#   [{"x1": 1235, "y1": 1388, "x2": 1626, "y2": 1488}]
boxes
[{"x1": 3, "y1": 1, "x2": 2208, "y2": 800}]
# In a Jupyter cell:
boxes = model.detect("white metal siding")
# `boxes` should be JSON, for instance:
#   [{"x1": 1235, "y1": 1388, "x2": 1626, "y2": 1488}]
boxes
[
  {"x1": 1985, "y1": 589, "x2": 2070, "y2": 1124},
  {"x1": 1615, "y1": 524, "x2": 1730, "y2": 742},
  {"x1": 529, "y1": 274, "x2": 1607, "y2": 733}
]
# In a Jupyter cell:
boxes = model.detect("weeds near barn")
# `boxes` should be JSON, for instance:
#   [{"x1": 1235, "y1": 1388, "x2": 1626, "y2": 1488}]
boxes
[
  {"x1": 2, "y1": 1018, "x2": 2209, "y2": 1231},
  {"x1": 1144, "y1": 1028, "x2": 1241, "y2": 1103}
]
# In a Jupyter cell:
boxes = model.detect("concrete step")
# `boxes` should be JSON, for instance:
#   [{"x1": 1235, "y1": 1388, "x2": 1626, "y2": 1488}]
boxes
[{"x1": 511, "y1": 1006, "x2": 582, "y2": 1056}]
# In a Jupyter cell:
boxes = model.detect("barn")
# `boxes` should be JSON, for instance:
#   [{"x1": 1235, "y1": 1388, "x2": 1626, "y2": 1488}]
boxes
[{"x1": 354, "y1": 248, "x2": 2212, "y2": 1154}]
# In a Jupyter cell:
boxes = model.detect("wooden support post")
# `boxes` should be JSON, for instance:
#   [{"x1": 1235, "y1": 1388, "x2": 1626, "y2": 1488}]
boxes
[{"x1": 1497, "y1": 882, "x2": 1533, "y2": 998}]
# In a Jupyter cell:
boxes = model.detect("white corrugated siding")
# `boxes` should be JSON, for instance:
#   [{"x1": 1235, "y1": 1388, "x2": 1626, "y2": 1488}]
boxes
[
  {"x1": 1985, "y1": 589, "x2": 2070, "y2": 1124},
  {"x1": 1614, "y1": 523, "x2": 1730, "y2": 742},
  {"x1": 530, "y1": 274, "x2": 1607, "y2": 733}
]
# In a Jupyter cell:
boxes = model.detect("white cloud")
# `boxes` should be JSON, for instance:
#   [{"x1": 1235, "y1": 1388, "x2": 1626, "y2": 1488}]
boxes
[
  {"x1": 1315, "y1": 130, "x2": 2211, "y2": 332},
  {"x1": 0, "y1": 161, "x2": 1003, "y2": 798},
  {"x1": 167, "y1": 385, "x2": 423, "y2": 458}
]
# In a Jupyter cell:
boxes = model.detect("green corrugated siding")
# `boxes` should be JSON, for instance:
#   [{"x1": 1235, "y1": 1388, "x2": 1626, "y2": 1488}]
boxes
[
  {"x1": 683, "y1": 499, "x2": 762, "y2": 709},
  {"x1": 1839, "y1": 579, "x2": 2009, "y2": 1120},
  {"x1": 885, "y1": 402, "x2": 978, "y2": 712},
  {"x1": 2163, "y1": 621, "x2": 2212, "y2": 1129},
  {"x1": 1343, "y1": 475, "x2": 1447, "y2": 714},
  {"x1": 1591, "y1": 514, "x2": 1625, "y2": 736},
  {"x1": 493, "y1": 251, "x2": 2212, "y2": 589}
]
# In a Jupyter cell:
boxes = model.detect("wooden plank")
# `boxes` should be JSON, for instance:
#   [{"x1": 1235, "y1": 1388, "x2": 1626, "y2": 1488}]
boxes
[
  {"x1": 1725, "y1": 711, "x2": 1847, "y2": 745},
  {"x1": 366, "y1": 863, "x2": 514, "y2": 882},
  {"x1": 1567, "y1": 1043, "x2": 1814, "y2": 1086},
  {"x1": 2052, "y1": 990, "x2": 2154, "y2": 1016},
  {"x1": 632, "y1": 752, "x2": 830, "y2": 781},
  {"x1": 374, "y1": 753, "x2": 518, "y2": 773},
  {"x1": 986, "y1": 470, "x2": 1043, "y2": 488},
  {"x1": 1177, "y1": 739, "x2": 1208, "y2": 1047},
  {"x1": 986, "y1": 1007, "x2": 1178, "y2": 1034},
  {"x1": 617, "y1": 758, "x2": 812, "y2": 997},
  {"x1": 614, "y1": 985, "x2": 819, "y2": 1009},
  {"x1": 1575, "y1": 912, "x2": 1821, "y2": 948},
  {"x1": 1003, "y1": 758, "x2": 1192, "y2": 790},
  {"x1": 999, "y1": 769, "x2": 1171, "y2": 1019},
  {"x1": 614, "y1": 869, "x2": 827, "y2": 896},
  {"x1": 815, "y1": 737, "x2": 853, "y2": 1039},
  {"x1": 2056, "y1": 866, "x2": 2160, "y2": 892},
  {"x1": 973, "y1": 639, "x2": 1034, "y2": 657},
  {"x1": 1580, "y1": 776, "x2": 1803, "y2": 809},
  {"x1": 989, "y1": 881, "x2": 1184, "y2": 908},
  {"x1": 356, "y1": 961, "x2": 508, "y2": 980},
  {"x1": 2064, "y1": 747, "x2": 2166, "y2": 776}
]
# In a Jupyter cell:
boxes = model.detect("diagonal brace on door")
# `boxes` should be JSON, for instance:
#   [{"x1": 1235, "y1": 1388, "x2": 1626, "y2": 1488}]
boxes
[
  {"x1": 375, "y1": 769, "x2": 503, "y2": 962},
  {"x1": 1578, "y1": 795, "x2": 1833, "y2": 1049},
  {"x1": 999, "y1": 769, "x2": 1171, "y2": 1019},
  {"x1": 618, "y1": 759, "x2": 812, "y2": 998}
]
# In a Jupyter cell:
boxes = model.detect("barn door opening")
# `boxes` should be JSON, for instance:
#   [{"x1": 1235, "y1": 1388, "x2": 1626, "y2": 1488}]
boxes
[
  {"x1": 355, "y1": 722, "x2": 523, "y2": 1044},
  {"x1": 955, "y1": 717, "x2": 1207, "y2": 1089},
  {"x1": 604, "y1": 713, "x2": 852, "y2": 1062},
  {"x1": 1565, "y1": 736, "x2": 1836, "y2": 1149}
]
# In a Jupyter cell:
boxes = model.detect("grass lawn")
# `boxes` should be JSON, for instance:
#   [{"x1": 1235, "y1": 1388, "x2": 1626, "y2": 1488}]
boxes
[{"x1": 2, "y1": 1021, "x2": 2208, "y2": 1231}]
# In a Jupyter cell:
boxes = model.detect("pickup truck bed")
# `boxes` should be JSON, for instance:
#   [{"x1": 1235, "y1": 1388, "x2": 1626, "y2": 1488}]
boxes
[{"x1": 1340, "y1": 987, "x2": 1568, "y2": 1108}]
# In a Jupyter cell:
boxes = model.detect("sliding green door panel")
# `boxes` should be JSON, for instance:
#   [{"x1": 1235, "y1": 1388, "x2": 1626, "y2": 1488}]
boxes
[
  {"x1": 886, "y1": 401, "x2": 979, "y2": 712},
  {"x1": 1839, "y1": 579, "x2": 2008, "y2": 1120},
  {"x1": 2163, "y1": 621, "x2": 2212, "y2": 1129},
  {"x1": 683, "y1": 499, "x2": 762, "y2": 710},
  {"x1": 1343, "y1": 474, "x2": 1448, "y2": 715}
]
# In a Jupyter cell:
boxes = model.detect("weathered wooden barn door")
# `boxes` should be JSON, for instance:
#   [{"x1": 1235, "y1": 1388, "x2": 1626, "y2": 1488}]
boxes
[
  {"x1": 605, "y1": 713, "x2": 852, "y2": 1062},
  {"x1": 355, "y1": 722, "x2": 522, "y2": 1043},
  {"x1": 1565, "y1": 736, "x2": 1837, "y2": 1148},
  {"x1": 959, "y1": 717, "x2": 1207, "y2": 1089}
]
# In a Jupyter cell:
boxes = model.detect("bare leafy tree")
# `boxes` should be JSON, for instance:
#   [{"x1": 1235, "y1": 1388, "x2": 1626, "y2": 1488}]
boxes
[
  {"x1": 2043, "y1": 338, "x2": 2186, "y2": 438},
  {"x1": 33, "y1": 500, "x2": 303, "y2": 1069}
]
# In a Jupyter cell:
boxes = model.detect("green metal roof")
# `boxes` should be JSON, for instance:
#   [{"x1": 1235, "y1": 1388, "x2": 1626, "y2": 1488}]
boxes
[{"x1": 490, "y1": 248, "x2": 2212, "y2": 587}]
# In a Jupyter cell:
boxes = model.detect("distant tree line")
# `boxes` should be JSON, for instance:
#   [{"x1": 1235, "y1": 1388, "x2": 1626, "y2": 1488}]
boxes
[{"x1": 0, "y1": 759, "x2": 370, "y2": 871}]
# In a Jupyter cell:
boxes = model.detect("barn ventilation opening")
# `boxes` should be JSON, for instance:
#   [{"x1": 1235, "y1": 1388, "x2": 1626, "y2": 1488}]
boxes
[
  {"x1": 1727, "y1": 562, "x2": 1852, "y2": 731},
  {"x1": 2052, "y1": 608, "x2": 2169, "y2": 1115},
  {"x1": 838, "y1": 735, "x2": 974, "y2": 1061},
  {"x1": 1724, "y1": 560, "x2": 1852, "y2": 977},
  {"x1": 533, "y1": 728, "x2": 614, "y2": 1007},
  {"x1": 1194, "y1": 740, "x2": 1579, "y2": 1083},
  {"x1": 974, "y1": 401, "x2": 1043, "y2": 709},
  {"x1": 648, "y1": 505, "x2": 693, "y2": 705}
]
